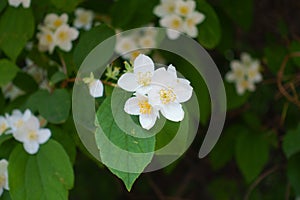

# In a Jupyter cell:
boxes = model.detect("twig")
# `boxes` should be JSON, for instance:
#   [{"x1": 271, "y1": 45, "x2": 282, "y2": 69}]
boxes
[
  {"x1": 277, "y1": 52, "x2": 300, "y2": 109},
  {"x1": 244, "y1": 165, "x2": 281, "y2": 200},
  {"x1": 58, "y1": 52, "x2": 68, "y2": 75},
  {"x1": 146, "y1": 175, "x2": 165, "y2": 200}
]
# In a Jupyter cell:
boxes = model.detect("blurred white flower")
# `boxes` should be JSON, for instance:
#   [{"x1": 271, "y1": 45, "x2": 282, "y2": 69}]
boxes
[
  {"x1": 0, "y1": 159, "x2": 9, "y2": 197},
  {"x1": 154, "y1": 0, "x2": 178, "y2": 17},
  {"x1": 74, "y1": 8, "x2": 94, "y2": 30},
  {"x1": 160, "y1": 14, "x2": 183, "y2": 39},
  {"x1": 6, "y1": 109, "x2": 31, "y2": 133},
  {"x1": 2, "y1": 83, "x2": 24, "y2": 101},
  {"x1": 54, "y1": 24, "x2": 79, "y2": 52},
  {"x1": 124, "y1": 92, "x2": 159, "y2": 130},
  {"x1": 44, "y1": 13, "x2": 68, "y2": 30},
  {"x1": 138, "y1": 35, "x2": 156, "y2": 48},
  {"x1": 83, "y1": 72, "x2": 104, "y2": 98},
  {"x1": 118, "y1": 54, "x2": 155, "y2": 93},
  {"x1": 0, "y1": 117, "x2": 8, "y2": 135},
  {"x1": 175, "y1": 0, "x2": 195, "y2": 17},
  {"x1": 148, "y1": 65, "x2": 193, "y2": 122},
  {"x1": 13, "y1": 113, "x2": 51, "y2": 154},
  {"x1": 37, "y1": 27, "x2": 56, "y2": 54},
  {"x1": 115, "y1": 36, "x2": 138, "y2": 56},
  {"x1": 8, "y1": 0, "x2": 30, "y2": 8},
  {"x1": 225, "y1": 52, "x2": 262, "y2": 95},
  {"x1": 183, "y1": 11, "x2": 205, "y2": 37}
]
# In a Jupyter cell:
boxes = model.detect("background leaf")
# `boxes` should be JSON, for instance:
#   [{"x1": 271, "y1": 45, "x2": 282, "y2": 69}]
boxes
[{"x1": 0, "y1": 59, "x2": 19, "y2": 86}]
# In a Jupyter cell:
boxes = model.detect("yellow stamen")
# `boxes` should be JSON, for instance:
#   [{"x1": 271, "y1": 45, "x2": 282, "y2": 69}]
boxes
[
  {"x1": 160, "y1": 88, "x2": 176, "y2": 104},
  {"x1": 137, "y1": 72, "x2": 152, "y2": 86},
  {"x1": 138, "y1": 101, "x2": 152, "y2": 114},
  {"x1": 28, "y1": 130, "x2": 38, "y2": 140}
]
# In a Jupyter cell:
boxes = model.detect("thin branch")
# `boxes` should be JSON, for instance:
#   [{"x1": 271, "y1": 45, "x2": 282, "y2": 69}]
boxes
[
  {"x1": 244, "y1": 165, "x2": 281, "y2": 200},
  {"x1": 58, "y1": 52, "x2": 68, "y2": 75},
  {"x1": 146, "y1": 175, "x2": 165, "y2": 200}
]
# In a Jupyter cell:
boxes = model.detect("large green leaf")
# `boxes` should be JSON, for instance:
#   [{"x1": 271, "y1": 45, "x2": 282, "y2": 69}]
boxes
[
  {"x1": 111, "y1": 0, "x2": 159, "y2": 29},
  {"x1": 287, "y1": 153, "x2": 300, "y2": 195},
  {"x1": 13, "y1": 72, "x2": 38, "y2": 93},
  {"x1": 73, "y1": 24, "x2": 116, "y2": 68},
  {"x1": 283, "y1": 124, "x2": 300, "y2": 158},
  {"x1": 95, "y1": 96, "x2": 155, "y2": 191},
  {"x1": 197, "y1": 1, "x2": 221, "y2": 49},
  {"x1": 8, "y1": 140, "x2": 74, "y2": 200},
  {"x1": 50, "y1": 0, "x2": 82, "y2": 12},
  {"x1": 0, "y1": 7, "x2": 35, "y2": 61},
  {"x1": 0, "y1": 59, "x2": 19, "y2": 86},
  {"x1": 235, "y1": 131, "x2": 270, "y2": 183}
]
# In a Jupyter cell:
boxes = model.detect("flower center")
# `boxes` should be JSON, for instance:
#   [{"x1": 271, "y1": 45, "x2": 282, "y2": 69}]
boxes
[
  {"x1": 179, "y1": 6, "x2": 189, "y2": 16},
  {"x1": 79, "y1": 14, "x2": 89, "y2": 24},
  {"x1": 234, "y1": 69, "x2": 244, "y2": 79},
  {"x1": 46, "y1": 34, "x2": 53, "y2": 43},
  {"x1": 137, "y1": 72, "x2": 152, "y2": 86},
  {"x1": 28, "y1": 130, "x2": 38, "y2": 141},
  {"x1": 58, "y1": 31, "x2": 68, "y2": 42},
  {"x1": 171, "y1": 19, "x2": 181, "y2": 29},
  {"x1": 15, "y1": 119, "x2": 24, "y2": 128},
  {"x1": 248, "y1": 69, "x2": 257, "y2": 79},
  {"x1": 240, "y1": 80, "x2": 249, "y2": 88},
  {"x1": 0, "y1": 123, "x2": 7, "y2": 134},
  {"x1": 54, "y1": 19, "x2": 63, "y2": 28},
  {"x1": 187, "y1": 18, "x2": 195, "y2": 27},
  {"x1": 167, "y1": 5, "x2": 175, "y2": 13},
  {"x1": 138, "y1": 101, "x2": 152, "y2": 114},
  {"x1": 0, "y1": 175, "x2": 6, "y2": 188},
  {"x1": 160, "y1": 89, "x2": 176, "y2": 104}
]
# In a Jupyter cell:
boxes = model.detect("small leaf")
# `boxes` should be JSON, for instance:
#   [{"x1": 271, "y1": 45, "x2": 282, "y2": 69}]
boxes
[
  {"x1": 50, "y1": 0, "x2": 82, "y2": 12},
  {"x1": 0, "y1": 7, "x2": 35, "y2": 61},
  {"x1": 13, "y1": 72, "x2": 39, "y2": 93},
  {"x1": 50, "y1": 71, "x2": 67, "y2": 85},
  {"x1": 283, "y1": 124, "x2": 300, "y2": 158},
  {"x1": 197, "y1": 1, "x2": 221, "y2": 49},
  {"x1": 287, "y1": 153, "x2": 300, "y2": 195},
  {"x1": 9, "y1": 140, "x2": 74, "y2": 200},
  {"x1": 0, "y1": 59, "x2": 19, "y2": 86},
  {"x1": 225, "y1": 82, "x2": 250, "y2": 110},
  {"x1": 235, "y1": 131, "x2": 270, "y2": 183}
]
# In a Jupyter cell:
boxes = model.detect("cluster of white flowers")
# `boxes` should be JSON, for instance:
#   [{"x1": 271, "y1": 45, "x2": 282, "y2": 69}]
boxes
[
  {"x1": 0, "y1": 109, "x2": 51, "y2": 155},
  {"x1": 118, "y1": 54, "x2": 193, "y2": 130},
  {"x1": 37, "y1": 13, "x2": 79, "y2": 54},
  {"x1": 74, "y1": 8, "x2": 94, "y2": 31},
  {"x1": 115, "y1": 28, "x2": 157, "y2": 61},
  {"x1": 154, "y1": 0, "x2": 205, "y2": 39},
  {"x1": 225, "y1": 52, "x2": 263, "y2": 95},
  {"x1": 0, "y1": 159, "x2": 9, "y2": 197},
  {"x1": 8, "y1": 0, "x2": 30, "y2": 8}
]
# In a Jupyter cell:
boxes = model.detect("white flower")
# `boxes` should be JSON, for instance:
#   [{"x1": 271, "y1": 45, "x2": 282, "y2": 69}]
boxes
[
  {"x1": 154, "y1": 0, "x2": 178, "y2": 17},
  {"x1": 115, "y1": 36, "x2": 138, "y2": 56},
  {"x1": 225, "y1": 52, "x2": 262, "y2": 95},
  {"x1": 74, "y1": 8, "x2": 94, "y2": 30},
  {"x1": 148, "y1": 65, "x2": 193, "y2": 122},
  {"x1": 44, "y1": 13, "x2": 68, "y2": 30},
  {"x1": 6, "y1": 109, "x2": 31, "y2": 133},
  {"x1": 138, "y1": 35, "x2": 156, "y2": 48},
  {"x1": 175, "y1": 0, "x2": 195, "y2": 17},
  {"x1": 0, "y1": 159, "x2": 9, "y2": 197},
  {"x1": 82, "y1": 73, "x2": 104, "y2": 98},
  {"x1": 160, "y1": 15, "x2": 183, "y2": 39},
  {"x1": 13, "y1": 114, "x2": 51, "y2": 155},
  {"x1": 183, "y1": 11, "x2": 205, "y2": 37},
  {"x1": 37, "y1": 27, "x2": 56, "y2": 54},
  {"x1": 118, "y1": 54, "x2": 155, "y2": 93},
  {"x1": 2, "y1": 83, "x2": 24, "y2": 100},
  {"x1": 8, "y1": 0, "x2": 30, "y2": 8},
  {"x1": 124, "y1": 92, "x2": 159, "y2": 130},
  {"x1": 54, "y1": 24, "x2": 79, "y2": 52},
  {"x1": 0, "y1": 117, "x2": 8, "y2": 135}
]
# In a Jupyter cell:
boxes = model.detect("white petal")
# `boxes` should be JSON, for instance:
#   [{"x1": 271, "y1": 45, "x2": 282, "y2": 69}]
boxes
[
  {"x1": 139, "y1": 112, "x2": 158, "y2": 130},
  {"x1": 8, "y1": 0, "x2": 21, "y2": 7},
  {"x1": 25, "y1": 115, "x2": 40, "y2": 130},
  {"x1": 184, "y1": 25, "x2": 198, "y2": 38},
  {"x1": 24, "y1": 142, "x2": 39, "y2": 154},
  {"x1": 4, "y1": 172, "x2": 9, "y2": 190},
  {"x1": 13, "y1": 130, "x2": 27, "y2": 142},
  {"x1": 58, "y1": 42, "x2": 72, "y2": 52},
  {"x1": 148, "y1": 86, "x2": 163, "y2": 106},
  {"x1": 124, "y1": 97, "x2": 140, "y2": 115},
  {"x1": 22, "y1": 0, "x2": 31, "y2": 8},
  {"x1": 152, "y1": 68, "x2": 174, "y2": 86},
  {"x1": 166, "y1": 29, "x2": 181, "y2": 40},
  {"x1": 23, "y1": 109, "x2": 32, "y2": 121},
  {"x1": 117, "y1": 73, "x2": 139, "y2": 92},
  {"x1": 38, "y1": 129, "x2": 51, "y2": 144},
  {"x1": 0, "y1": 188, "x2": 3, "y2": 197},
  {"x1": 173, "y1": 80, "x2": 193, "y2": 103},
  {"x1": 225, "y1": 72, "x2": 235, "y2": 82},
  {"x1": 133, "y1": 54, "x2": 155, "y2": 74},
  {"x1": 161, "y1": 102, "x2": 184, "y2": 122},
  {"x1": 167, "y1": 64, "x2": 177, "y2": 79},
  {"x1": 89, "y1": 80, "x2": 103, "y2": 98}
]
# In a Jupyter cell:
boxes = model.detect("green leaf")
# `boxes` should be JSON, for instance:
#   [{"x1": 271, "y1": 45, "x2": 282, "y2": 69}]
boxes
[
  {"x1": 13, "y1": 72, "x2": 38, "y2": 93},
  {"x1": 95, "y1": 96, "x2": 155, "y2": 191},
  {"x1": 287, "y1": 153, "x2": 300, "y2": 195},
  {"x1": 0, "y1": 7, "x2": 35, "y2": 61},
  {"x1": 264, "y1": 45, "x2": 288, "y2": 74},
  {"x1": 197, "y1": 1, "x2": 221, "y2": 49},
  {"x1": 50, "y1": 0, "x2": 82, "y2": 12},
  {"x1": 235, "y1": 131, "x2": 269, "y2": 183},
  {"x1": 39, "y1": 89, "x2": 71, "y2": 124},
  {"x1": 0, "y1": 191, "x2": 11, "y2": 200},
  {"x1": 50, "y1": 71, "x2": 67, "y2": 86},
  {"x1": 289, "y1": 41, "x2": 300, "y2": 67},
  {"x1": 111, "y1": 0, "x2": 159, "y2": 29},
  {"x1": 73, "y1": 24, "x2": 116, "y2": 68},
  {"x1": 225, "y1": 82, "x2": 250, "y2": 110},
  {"x1": 283, "y1": 124, "x2": 300, "y2": 158},
  {"x1": 0, "y1": 59, "x2": 19, "y2": 87},
  {"x1": 0, "y1": 0, "x2": 7, "y2": 14},
  {"x1": 9, "y1": 140, "x2": 74, "y2": 200},
  {"x1": 218, "y1": 0, "x2": 253, "y2": 30}
]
